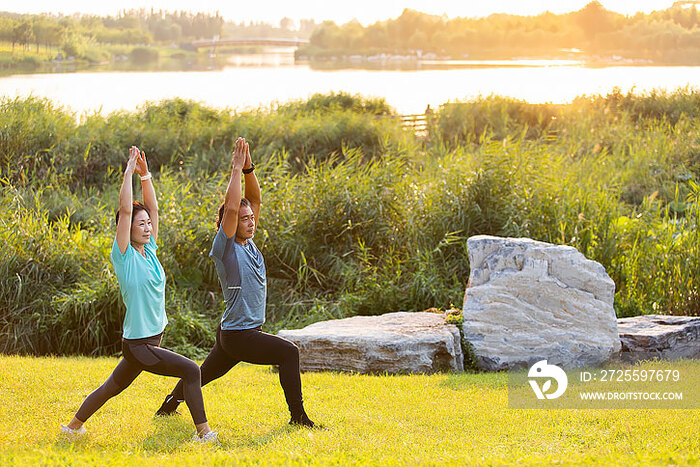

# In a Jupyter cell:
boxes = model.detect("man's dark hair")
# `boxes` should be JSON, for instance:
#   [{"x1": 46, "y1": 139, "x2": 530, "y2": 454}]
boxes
[
  {"x1": 115, "y1": 201, "x2": 151, "y2": 227},
  {"x1": 216, "y1": 198, "x2": 252, "y2": 230}
]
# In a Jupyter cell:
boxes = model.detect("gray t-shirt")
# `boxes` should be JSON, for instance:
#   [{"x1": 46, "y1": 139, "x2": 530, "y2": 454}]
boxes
[{"x1": 209, "y1": 227, "x2": 267, "y2": 330}]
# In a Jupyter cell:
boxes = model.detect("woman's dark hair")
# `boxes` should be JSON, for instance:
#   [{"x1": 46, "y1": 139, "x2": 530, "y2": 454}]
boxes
[
  {"x1": 115, "y1": 201, "x2": 151, "y2": 227},
  {"x1": 216, "y1": 198, "x2": 252, "y2": 230}
]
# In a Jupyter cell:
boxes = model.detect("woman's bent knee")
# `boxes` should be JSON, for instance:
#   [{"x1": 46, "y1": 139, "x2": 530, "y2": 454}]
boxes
[{"x1": 104, "y1": 375, "x2": 127, "y2": 397}]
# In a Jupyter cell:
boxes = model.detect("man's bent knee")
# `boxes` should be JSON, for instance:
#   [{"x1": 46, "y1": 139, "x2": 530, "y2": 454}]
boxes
[
  {"x1": 182, "y1": 360, "x2": 201, "y2": 381},
  {"x1": 282, "y1": 341, "x2": 300, "y2": 362}
]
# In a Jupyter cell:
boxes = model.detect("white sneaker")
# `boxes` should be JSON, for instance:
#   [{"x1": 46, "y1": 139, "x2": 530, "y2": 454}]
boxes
[
  {"x1": 60, "y1": 424, "x2": 87, "y2": 436},
  {"x1": 192, "y1": 431, "x2": 219, "y2": 444}
]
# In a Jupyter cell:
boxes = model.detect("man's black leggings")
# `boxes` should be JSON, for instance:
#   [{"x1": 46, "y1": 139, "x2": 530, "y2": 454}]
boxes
[
  {"x1": 75, "y1": 333, "x2": 207, "y2": 425},
  {"x1": 167, "y1": 326, "x2": 304, "y2": 417}
]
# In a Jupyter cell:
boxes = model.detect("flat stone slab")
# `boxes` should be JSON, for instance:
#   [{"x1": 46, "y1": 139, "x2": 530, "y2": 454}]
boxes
[
  {"x1": 277, "y1": 311, "x2": 463, "y2": 374},
  {"x1": 618, "y1": 315, "x2": 700, "y2": 363},
  {"x1": 462, "y1": 235, "x2": 620, "y2": 371}
]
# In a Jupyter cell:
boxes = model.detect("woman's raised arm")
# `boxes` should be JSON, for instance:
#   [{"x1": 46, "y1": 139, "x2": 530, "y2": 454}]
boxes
[
  {"x1": 135, "y1": 148, "x2": 158, "y2": 242},
  {"x1": 116, "y1": 147, "x2": 139, "y2": 254}
]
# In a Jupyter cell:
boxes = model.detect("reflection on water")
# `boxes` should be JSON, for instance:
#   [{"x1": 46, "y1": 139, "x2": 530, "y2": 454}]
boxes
[
  {"x1": 306, "y1": 58, "x2": 585, "y2": 71},
  {"x1": 420, "y1": 59, "x2": 583, "y2": 67},
  {"x1": 0, "y1": 54, "x2": 235, "y2": 77},
  {"x1": 0, "y1": 51, "x2": 697, "y2": 115},
  {"x1": 0, "y1": 49, "x2": 298, "y2": 78}
]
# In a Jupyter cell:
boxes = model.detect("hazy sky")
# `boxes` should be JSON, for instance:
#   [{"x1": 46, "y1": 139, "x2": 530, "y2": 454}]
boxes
[{"x1": 4, "y1": 1, "x2": 678, "y2": 25}]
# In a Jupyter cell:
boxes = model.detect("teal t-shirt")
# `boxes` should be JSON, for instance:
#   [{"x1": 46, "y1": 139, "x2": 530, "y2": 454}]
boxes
[{"x1": 110, "y1": 238, "x2": 168, "y2": 339}]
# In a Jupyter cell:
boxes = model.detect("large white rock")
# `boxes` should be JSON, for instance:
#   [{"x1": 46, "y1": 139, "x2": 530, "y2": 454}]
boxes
[
  {"x1": 277, "y1": 311, "x2": 463, "y2": 374},
  {"x1": 462, "y1": 235, "x2": 620, "y2": 371}
]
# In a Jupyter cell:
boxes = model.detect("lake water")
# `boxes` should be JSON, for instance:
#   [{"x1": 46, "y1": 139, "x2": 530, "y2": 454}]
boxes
[{"x1": 0, "y1": 50, "x2": 698, "y2": 115}]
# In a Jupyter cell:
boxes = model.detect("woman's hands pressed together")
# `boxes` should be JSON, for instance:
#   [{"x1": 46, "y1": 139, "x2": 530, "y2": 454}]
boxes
[{"x1": 125, "y1": 146, "x2": 140, "y2": 175}]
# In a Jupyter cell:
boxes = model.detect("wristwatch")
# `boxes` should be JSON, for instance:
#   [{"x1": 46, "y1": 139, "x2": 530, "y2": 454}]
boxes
[{"x1": 243, "y1": 163, "x2": 255, "y2": 174}]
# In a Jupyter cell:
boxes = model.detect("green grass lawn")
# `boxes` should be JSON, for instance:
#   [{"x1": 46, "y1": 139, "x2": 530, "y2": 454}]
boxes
[{"x1": 0, "y1": 356, "x2": 698, "y2": 465}]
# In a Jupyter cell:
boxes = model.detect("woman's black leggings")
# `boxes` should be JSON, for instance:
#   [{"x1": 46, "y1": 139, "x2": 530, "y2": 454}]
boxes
[
  {"x1": 167, "y1": 327, "x2": 304, "y2": 417},
  {"x1": 75, "y1": 333, "x2": 207, "y2": 425}
]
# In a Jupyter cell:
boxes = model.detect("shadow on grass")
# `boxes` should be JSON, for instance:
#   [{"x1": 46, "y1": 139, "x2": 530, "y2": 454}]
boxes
[
  {"x1": 53, "y1": 416, "x2": 328, "y2": 453},
  {"x1": 226, "y1": 423, "x2": 329, "y2": 450},
  {"x1": 54, "y1": 432, "x2": 92, "y2": 450},
  {"x1": 230, "y1": 426, "x2": 293, "y2": 450},
  {"x1": 141, "y1": 415, "x2": 192, "y2": 451}
]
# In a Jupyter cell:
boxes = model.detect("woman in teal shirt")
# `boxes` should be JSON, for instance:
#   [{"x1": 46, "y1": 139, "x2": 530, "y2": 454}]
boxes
[{"x1": 61, "y1": 146, "x2": 216, "y2": 442}]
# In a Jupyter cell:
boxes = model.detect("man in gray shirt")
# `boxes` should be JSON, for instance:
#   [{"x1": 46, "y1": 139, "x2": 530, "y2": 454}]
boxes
[{"x1": 156, "y1": 137, "x2": 315, "y2": 427}]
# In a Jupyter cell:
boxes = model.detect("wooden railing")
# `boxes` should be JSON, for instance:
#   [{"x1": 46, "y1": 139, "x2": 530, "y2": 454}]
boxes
[
  {"x1": 387, "y1": 108, "x2": 434, "y2": 136},
  {"x1": 398, "y1": 114, "x2": 428, "y2": 132}
]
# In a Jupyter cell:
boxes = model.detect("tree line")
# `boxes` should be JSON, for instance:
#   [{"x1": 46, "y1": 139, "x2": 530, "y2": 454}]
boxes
[
  {"x1": 303, "y1": 1, "x2": 700, "y2": 63},
  {"x1": 0, "y1": 9, "x2": 317, "y2": 62},
  {"x1": 0, "y1": 10, "x2": 225, "y2": 57},
  {"x1": 2, "y1": 3, "x2": 698, "y2": 64}
]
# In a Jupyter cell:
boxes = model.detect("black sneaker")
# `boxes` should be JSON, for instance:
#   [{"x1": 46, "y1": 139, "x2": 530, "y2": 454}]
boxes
[
  {"x1": 289, "y1": 412, "x2": 316, "y2": 428},
  {"x1": 155, "y1": 394, "x2": 181, "y2": 416}
]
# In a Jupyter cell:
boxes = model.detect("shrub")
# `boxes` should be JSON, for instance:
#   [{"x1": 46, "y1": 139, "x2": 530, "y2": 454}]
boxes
[
  {"x1": 0, "y1": 96, "x2": 75, "y2": 182},
  {"x1": 129, "y1": 47, "x2": 159, "y2": 63},
  {"x1": 436, "y1": 96, "x2": 559, "y2": 145}
]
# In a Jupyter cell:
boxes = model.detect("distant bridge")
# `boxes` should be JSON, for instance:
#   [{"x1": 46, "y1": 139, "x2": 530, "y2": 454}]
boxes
[{"x1": 185, "y1": 37, "x2": 310, "y2": 51}]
